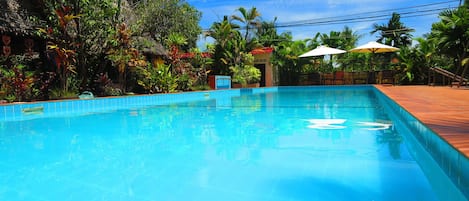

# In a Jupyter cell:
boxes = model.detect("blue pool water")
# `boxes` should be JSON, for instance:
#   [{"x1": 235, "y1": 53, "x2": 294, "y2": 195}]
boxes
[{"x1": 0, "y1": 87, "x2": 466, "y2": 201}]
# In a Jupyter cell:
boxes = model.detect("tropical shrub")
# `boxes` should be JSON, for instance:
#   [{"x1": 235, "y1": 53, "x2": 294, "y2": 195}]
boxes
[
  {"x1": 0, "y1": 64, "x2": 35, "y2": 102},
  {"x1": 230, "y1": 64, "x2": 261, "y2": 86},
  {"x1": 91, "y1": 73, "x2": 114, "y2": 96},
  {"x1": 176, "y1": 73, "x2": 193, "y2": 91},
  {"x1": 272, "y1": 33, "x2": 308, "y2": 85},
  {"x1": 107, "y1": 23, "x2": 147, "y2": 92},
  {"x1": 188, "y1": 48, "x2": 213, "y2": 86},
  {"x1": 34, "y1": 72, "x2": 56, "y2": 100},
  {"x1": 230, "y1": 53, "x2": 261, "y2": 86},
  {"x1": 41, "y1": 4, "x2": 80, "y2": 93},
  {"x1": 136, "y1": 63, "x2": 178, "y2": 93},
  {"x1": 430, "y1": 4, "x2": 469, "y2": 84}
]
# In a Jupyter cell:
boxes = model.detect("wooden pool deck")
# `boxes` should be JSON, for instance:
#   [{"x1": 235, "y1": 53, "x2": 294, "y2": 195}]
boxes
[{"x1": 375, "y1": 85, "x2": 469, "y2": 158}]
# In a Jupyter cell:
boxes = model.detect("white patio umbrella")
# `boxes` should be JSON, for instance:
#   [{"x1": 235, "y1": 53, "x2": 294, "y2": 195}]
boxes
[
  {"x1": 299, "y1": 46, "x2": 346, "y2": 70},
  {"x1": 299, "y1": 45, "x2": 346, "y2": 57}
]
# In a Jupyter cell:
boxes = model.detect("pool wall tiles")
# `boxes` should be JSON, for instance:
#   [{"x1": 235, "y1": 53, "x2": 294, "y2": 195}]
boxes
[
  {"x1": 0, "y1": 89, "x2": 242, "y2": 122},
  {"x1": 374, "y1": 88, "x2": 469, "y2": 198},
  {"x1": 277, "y1": 85, "x2": 373, "y2": 92},
  {"x1": 252, "y1": 87, "x2": 278, "y2": 94}
]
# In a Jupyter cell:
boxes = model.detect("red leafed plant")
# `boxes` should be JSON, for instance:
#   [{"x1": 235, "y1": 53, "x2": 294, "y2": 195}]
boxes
[{"x1": 41, "y1": 4, "x2": 80, "y2": 92}]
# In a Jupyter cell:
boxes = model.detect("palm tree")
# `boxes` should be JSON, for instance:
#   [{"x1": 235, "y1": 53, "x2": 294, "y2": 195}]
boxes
[
  {"x1": 206, "y1": 16, "x2": 243, "y2": 75},
  {"x1": 338, "y1": 27, "x2": 363, "y2": 71},
  {"x1": 272, "y1": 33, "x2": 310, "y2": 85},
  {"x1": 340, "y1": 26, "x2": 362, "y2": 50},
  {"x1": 206, "y1": 16, "x2": 240, "y2": 47},
  {"x1": 430, "y1": 5, "x2": 469, "y2": 85},
  {"x1": 305, "y1": 32, "x2": 321, "y2": 50},
  {"x1": 256, "y1": 17, "x2": 281, "y2": 47},
  {"x1": 231, "y1": 7, "x2": 261, "y2": 42},
  {"x1": 320, "y1": 31, "x2": 341, "y2": 48},
  {"x1": 371, "y1": 12, "x2": 414, "y2": 48},
  {"x1": 415, "y1": 37, "x2": 436, "y2": 66}
]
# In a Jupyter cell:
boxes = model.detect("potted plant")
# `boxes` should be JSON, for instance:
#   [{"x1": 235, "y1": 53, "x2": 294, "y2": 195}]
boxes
[{"x1": 230, "y1": 53, "x2": 261, "y2": 88}]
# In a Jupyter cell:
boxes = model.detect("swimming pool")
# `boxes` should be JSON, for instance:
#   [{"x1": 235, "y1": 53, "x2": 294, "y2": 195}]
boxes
[{"x1": 0, "y1": 86, "x2": 467, "y2": 201}]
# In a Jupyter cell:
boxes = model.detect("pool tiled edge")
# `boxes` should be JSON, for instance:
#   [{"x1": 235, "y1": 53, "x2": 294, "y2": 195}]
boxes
[
  {"x1": 0, "y1": 89, "x2": 278, "y2": 122},
  {"x1": 1, "y1": 86, "x2": 467, "y2": 199},
  {"x1": 374, "y1": 87, "x2": 469, "y2": 200}
]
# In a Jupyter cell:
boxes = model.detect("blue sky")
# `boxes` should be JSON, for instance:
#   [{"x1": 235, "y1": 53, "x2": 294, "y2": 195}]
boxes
[{"x1": 186, "y1": 0, "x2": 460, "y2": 49}]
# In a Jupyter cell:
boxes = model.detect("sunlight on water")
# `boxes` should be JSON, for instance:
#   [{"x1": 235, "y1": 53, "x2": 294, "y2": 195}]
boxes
[{"x1": 0, "y1": 88, "x2": 463, "y2": 201}]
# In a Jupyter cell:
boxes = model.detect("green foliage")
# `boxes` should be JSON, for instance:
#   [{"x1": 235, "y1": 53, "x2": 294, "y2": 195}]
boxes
[
  {"x1": 166, "y1": 33, "x2": 188, "y2": 47},
  {"x1": 371, "y1": 12, "x2": 414, "y2": 48},
  {"x1": 256, "y1": 17, "x2": 284, "y2": 47},
  {"x1": 41, "y1": 3, "x2": 79, "y2": 92},
  {"x1": 50, "y1": 88, "x2": 78, "y2": 100},
  {"x1": 49, "y1": 74, "x2": 80, "y2": 99},
  {"x1": 106, "y1": 23, "x2": 147, "y2": 92},
  {"x1": 176, "y1": 73, "x2": 193, "y2": 91},
  {"x1": 273, "y1": 26, "x2": 364, "y2": 85},
  {"x1": 315, "y1": 26, "x2": 363, "y2": 70},
  {"x1": 230, "y1": 53, "x2": 261, "y2": 86},
  {"x1": 105, "y1": 87, "x2": 123, "y2": 96},
  {"x1": 189, "y1": 48, "x2": 213, "y2": 86},
  {"x1": 166, "y1": 33, "x2": 189, "y2": 75},
  {"x1": 230, "y1": 65, "x2": 261, "y2": 86},
  {"x1": 272, "y1": 33, "x2": 310, "y2": 85},
  {"x1": 394, "y1": 37, "x2": 452, "y2": 85},
  {"x1": 207, "y1": 16, "x2": 242, "y2": 75},
  {"x1": 136, "y1": 64, "x2": 159, "y2": 93},
  {"x1": 231, "y1": 6, "x2": 261, "y2": 47},
  {"x1": 136, "y1": 63, "x2": 178, "y2": 93},
  {"x1": 134, "y1": 0, "x2": 202, "y2": 49},
  {"x1": 91, "y1": 73, "x2": 114, "y2": 96},
  {"x1": 77, "y1": 0, "x2": 120, "y2": 84},
  {"x1": 190, "y1": 84, "x2": 211, "y2": 91},
  {"x1": 430, "y1": 5, "x2": 469, "y2": 82},
  {"x1": 34, "y1": 72, "x2": 57, "y2": 100},
  {"x1": 0, "y1": 64, "x2": 35, "y2": 102}
]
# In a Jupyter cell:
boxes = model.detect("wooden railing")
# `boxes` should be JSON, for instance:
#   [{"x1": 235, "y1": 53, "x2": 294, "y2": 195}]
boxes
[
  {"x1": 429, "y1": 67, "x2": 468, "y2": 87},
  {"x1": 299, "y1": 70, "x2": 396, "y2": 85}
]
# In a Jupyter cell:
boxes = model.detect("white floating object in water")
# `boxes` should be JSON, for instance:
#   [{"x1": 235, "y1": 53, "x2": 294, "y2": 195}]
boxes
[
  {"x1": 307, "y1": 119, "x2": 346, "y2": 125},
  {"x1": 307, "y1": 124, "x2": 346, "y2": 129},
  {"x1": 358, "y1": 122, "x2": 392, "y2": 130},
  {"x1": 306, "y1": 119, "x2": 346, "y2": 129}
]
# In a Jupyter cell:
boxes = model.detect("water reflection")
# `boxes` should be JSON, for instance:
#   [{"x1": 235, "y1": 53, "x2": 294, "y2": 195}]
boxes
[{"x1": 376, "y1": 124, "x2": 403, "y2": 159}]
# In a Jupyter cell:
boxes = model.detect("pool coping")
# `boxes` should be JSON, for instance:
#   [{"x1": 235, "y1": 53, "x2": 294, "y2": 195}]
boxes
[
  {"x1": 373, "y1": 86, "x2": 469, "y2": 199},
  {"x1": 374, "y1": 85, "x2": 469, "y2": 159}
]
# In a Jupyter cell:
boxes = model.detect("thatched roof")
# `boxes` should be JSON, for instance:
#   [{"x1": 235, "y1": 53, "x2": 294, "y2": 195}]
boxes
[
  {"x1": 0, "y1": 0, "x2": 43, "y2": 36},
  {"x1": 142, "y1": 43, "x2": 167, "y2": 56},
  {"x1": 135, "y1": 34, "x2": 167, "y2": 56}
]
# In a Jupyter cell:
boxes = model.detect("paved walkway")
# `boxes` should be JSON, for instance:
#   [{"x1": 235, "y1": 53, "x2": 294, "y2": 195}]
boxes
[{"x1": 375, "y1": 85, "x2": 469, "y2": 158}]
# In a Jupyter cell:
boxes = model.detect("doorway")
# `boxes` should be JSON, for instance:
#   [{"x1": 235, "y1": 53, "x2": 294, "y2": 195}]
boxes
[{"x1": 255, "y1": 64, "x2": 266, "y2": 87}]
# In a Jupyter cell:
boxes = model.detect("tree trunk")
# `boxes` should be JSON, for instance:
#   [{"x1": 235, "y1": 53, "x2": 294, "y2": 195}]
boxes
[
  {"x1": 460, "y1": 62, "x2": 468, "y2": 86},
  {"x1": 458, "y1": 50, "x2": 468, "y2": 86}
]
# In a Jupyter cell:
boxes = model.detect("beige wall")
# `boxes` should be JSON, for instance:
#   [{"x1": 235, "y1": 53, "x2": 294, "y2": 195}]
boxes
[{"x1": 254, "y1": 53, "x2": 275, "y2": 87}]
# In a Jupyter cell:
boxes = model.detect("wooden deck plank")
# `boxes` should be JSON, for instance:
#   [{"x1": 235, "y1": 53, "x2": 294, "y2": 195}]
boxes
[{"x1": 375, "y1": 85, "x2": 469, "y2": 158}]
